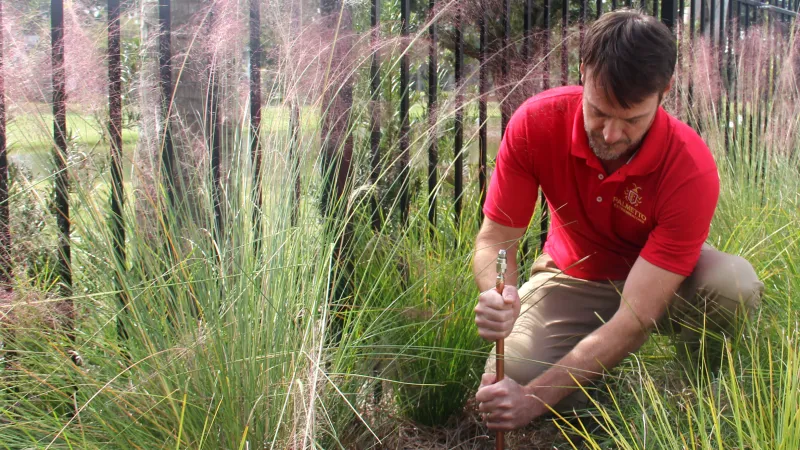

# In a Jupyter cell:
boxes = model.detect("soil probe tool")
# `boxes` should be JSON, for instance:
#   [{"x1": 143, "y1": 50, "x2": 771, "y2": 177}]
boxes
[{"x1": 495, "y1": 249, "x2": 507, "y2": 450}]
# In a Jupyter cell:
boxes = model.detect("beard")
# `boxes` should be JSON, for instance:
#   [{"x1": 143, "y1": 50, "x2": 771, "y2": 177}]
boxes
[{"x1": 586, "y1": 131, "x2": 641, "y2": 161}]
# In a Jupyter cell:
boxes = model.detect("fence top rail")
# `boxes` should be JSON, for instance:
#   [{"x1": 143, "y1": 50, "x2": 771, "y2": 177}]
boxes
[{"x1": 734, "y1": 0, "x2": 798, "y2": 18}]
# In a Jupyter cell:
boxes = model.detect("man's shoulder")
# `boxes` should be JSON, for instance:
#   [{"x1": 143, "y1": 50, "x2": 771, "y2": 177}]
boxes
[
  {"x1": 666, "y1": 113, "x2": 718, "y2": 174},
  {"x1": 518, "y1": 85, "x2": 583, "y2": 116}
]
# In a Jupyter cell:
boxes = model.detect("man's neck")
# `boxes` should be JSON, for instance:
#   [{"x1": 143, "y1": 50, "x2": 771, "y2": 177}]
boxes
[{"x1": 601, "y1": 146, "x2": 638, "y2": 174}]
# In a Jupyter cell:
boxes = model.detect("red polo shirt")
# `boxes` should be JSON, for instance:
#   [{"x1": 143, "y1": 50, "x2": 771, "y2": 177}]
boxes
[{"x1": 483, "y1": 86, "x2": 720, "y2": 281}]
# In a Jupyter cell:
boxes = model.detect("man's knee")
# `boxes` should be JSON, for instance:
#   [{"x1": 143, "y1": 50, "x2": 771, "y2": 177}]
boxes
[
  {"x1": 695, "y1": 251, "x2": 763, "y2": 314},
  {"x1": 682, "y1": 249, "x2": 764, "y2": 334},
  {"x1": 484, "y1": 343, "x2": 547, "y2": 386}
]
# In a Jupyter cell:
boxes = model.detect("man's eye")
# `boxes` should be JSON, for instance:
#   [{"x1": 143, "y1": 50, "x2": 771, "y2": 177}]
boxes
[{"x1": 626, "y1": 118, "x2": 639, "y2": 125}]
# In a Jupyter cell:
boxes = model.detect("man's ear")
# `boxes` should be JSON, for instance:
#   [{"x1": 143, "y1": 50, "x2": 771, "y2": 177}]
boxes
[{"x1": 579, "y1": 63, "x2": 585, "y2": 84}]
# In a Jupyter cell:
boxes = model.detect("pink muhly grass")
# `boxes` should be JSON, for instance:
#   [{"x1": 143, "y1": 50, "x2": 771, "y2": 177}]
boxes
[{"x1": 64, "y1": 4, "x2": 107, "y2": 116}]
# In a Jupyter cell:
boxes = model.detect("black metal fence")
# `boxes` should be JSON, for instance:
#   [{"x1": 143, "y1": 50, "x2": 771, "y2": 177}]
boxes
[{"x1": 0, "y1": 0, "x2": 796, "y2": 338}]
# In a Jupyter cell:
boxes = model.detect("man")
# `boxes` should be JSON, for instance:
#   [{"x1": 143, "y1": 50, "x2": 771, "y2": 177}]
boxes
[{"x1": 472, "y1": 10, "x2": 764, "y2": 432}]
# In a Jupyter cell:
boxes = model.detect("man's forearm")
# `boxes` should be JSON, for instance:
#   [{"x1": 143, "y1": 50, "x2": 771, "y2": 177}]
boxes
[{"x1": 524, "y1": 318, "x2": 648, "y2": 409}]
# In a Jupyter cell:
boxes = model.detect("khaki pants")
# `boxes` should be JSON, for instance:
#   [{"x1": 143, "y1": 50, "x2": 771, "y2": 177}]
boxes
[{"x1": 483, "y1": 244, "x2": 764, "y2": 413}]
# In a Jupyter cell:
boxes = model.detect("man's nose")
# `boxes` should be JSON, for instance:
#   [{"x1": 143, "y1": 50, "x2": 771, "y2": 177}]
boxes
[{"x1": 603, "y1": 120, "x2": 623, "y2": 144}]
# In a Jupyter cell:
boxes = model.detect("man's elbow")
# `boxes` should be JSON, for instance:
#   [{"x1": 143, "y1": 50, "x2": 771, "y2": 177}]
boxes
[{"x1": 610, "y1": 314, "x2": 654, "y2": 352}]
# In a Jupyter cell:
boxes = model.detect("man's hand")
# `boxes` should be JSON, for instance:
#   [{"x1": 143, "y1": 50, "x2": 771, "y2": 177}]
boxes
[
  {"x1": 476, "y1": 373, "x2": 546, "y2": 431},
  {"x1": 474, "y1": 285, "x2": 520, "y2": 341}
]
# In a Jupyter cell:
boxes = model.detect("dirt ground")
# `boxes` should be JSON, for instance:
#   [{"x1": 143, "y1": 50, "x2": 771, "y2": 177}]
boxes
[{"x1": 351, "y1": 394, "x2": 594, "y2": 450}]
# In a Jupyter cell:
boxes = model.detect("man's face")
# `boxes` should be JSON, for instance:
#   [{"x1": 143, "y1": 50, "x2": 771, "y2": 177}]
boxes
[{"x1": 581, "y1": 66, "x2": 666, "y2": 162}]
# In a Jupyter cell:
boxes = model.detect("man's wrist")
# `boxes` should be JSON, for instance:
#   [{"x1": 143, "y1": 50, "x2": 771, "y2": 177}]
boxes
[{"x1": 522, "y1": 383, "x2": 551, "y2": 418}]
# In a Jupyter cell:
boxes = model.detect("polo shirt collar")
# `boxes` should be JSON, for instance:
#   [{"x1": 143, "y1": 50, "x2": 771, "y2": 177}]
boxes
[{"x1": 571, "y1": 99, "x2": 670, "y2": 176}]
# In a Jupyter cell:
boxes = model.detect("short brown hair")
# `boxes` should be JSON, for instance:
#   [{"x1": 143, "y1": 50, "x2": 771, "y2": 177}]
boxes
[{"x1": 580, "y1": 9, "x2": 677, "y2": 108}]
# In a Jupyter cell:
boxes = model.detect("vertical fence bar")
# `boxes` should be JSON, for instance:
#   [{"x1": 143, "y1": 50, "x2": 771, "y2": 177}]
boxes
[
  {"x1": 655, "y1": 0, "x2": 661, "y2": 18},
  {"x1": 562, "y1": 0, "x2": 568, "y2": 86},
  {"x1": 725, "y1": 0, "x2": 734, "y2": 159},
  {"x1": 289, "y1": 103, "x2": 300, "y2": 224},
  {"x1": 288, "y1": 2, "x2": 301, "y2": 229},
  {"x1": 744, "y1": 2, "x2": 749, "y2": 29},
  {"x1": 719, "y1": 0, "x2": 726, "y2": 54},
  {"x1": 288, "y1": 4, "x2": 301, "y2": 229},
  {"x1": 501, "y1": 0, "x2": 510, "y2": 136},
  {"x1": 159, "y1": 0, "x2": 175, "y2": 206},
  {"x1": 747, "y1": 5, "x2": 754, "y2": 175},
  {"x1": 734, "y1": 0, "x2": 739, "y2": 158},
  {"x1": 765, "y1": 0, "x2": 774, "y2": 160},
  {"x1": 540, "y1": 0, "x2": 551, "y2": 251},
  {"x1": 701, "y1": 0, "x2": 706, "y2": 34},
  {"x1": 612, "y1": 0, "x2": 618, "y2": 10},
  {"x1": 207, "y1": 6, "x2": 223, "y2": 244},
  {"x1": 688, "y1": 0, "x2": 695, "y2": 127},
  {"x1": 543, "y1": 0, "x2": 551, "y2": 90},
  {"x1": 52, "y1": 0, "x2": 71, "y2": 298},
  {"x1": 718, "y1": 0, "x2": 726, "y2": 144},
  {"x1": 580, "y1": 0, "x2": 587, "y2": 58},
  {"x1": 108, "y1": 0, "x2": 128, "y2": 339},
  {"x1": 710, "y1": 0, "x2": 716, "y2": 46},
  {"x1": 479, "y1": 5, "x2": 487, "y2": 217},
  {"x1": 250, "y1": 0, "x2": 264, "y2": 229},
  {"x1": 662, "y1": 0, "x2": 677, "y2": 28},
  {"x1": 454, "y1": 5, "x2": 463, "y2": 226},
  {"x1": 626, "y1": 0, "x2": 632, "y2": 9},
  {"x1": 0, "y1": 0, "x2": 8, "y2": 290},
  {"x1": 370, "y1": 0, "x2": 381, "y2": 230},
  {"x1": 677, "y1": 0, "x2": 684, "y2": 115},
  {"x1": 524, "y1": 0, "x2": 533, "y2": 61},
  {"x1": 428, "y1": 0, "x2": 438, "y2": 228},
  {"x1": 400, "y1": 0, "x2": 410, "y2": 226}
]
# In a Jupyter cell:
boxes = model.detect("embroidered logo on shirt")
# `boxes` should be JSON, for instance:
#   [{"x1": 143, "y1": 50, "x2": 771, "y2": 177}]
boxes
[
  {"x1": 613, "y1": 184, "x2": 647, "y2": 224},
  {"x1": 624, "y1": 184, "x2": 643, "y2": 207}
]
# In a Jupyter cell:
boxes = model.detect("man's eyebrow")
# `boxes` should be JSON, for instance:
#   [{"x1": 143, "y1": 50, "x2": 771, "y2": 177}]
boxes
[{"x1": 587, "y1": 100, "x2": 650, "y2": 121}]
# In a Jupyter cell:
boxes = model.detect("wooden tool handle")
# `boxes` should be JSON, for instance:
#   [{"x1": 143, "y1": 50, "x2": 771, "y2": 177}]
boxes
[{"x1": 495, "y1": 280, "x2": 504, "y2": 450}]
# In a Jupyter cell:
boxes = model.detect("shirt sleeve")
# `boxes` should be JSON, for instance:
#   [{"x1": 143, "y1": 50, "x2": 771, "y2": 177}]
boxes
[
  {"x1": 482, "y1": 104, "x2": 540, "y2": 229},
  {"x1": 639, "y1": 169, "x2": 720, "y2": 276}
]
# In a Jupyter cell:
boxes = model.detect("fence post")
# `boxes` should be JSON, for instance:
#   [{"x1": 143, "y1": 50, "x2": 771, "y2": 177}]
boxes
[
  {"x1": 206, "y1": 4, "x2": 223, "y2": 247},
  {"x1": 51, "y1": 0, "x2": 71, "y2": 301},
  {"x1": 108, "y1": 0, "x2": 129, "y2": 340},
  {"x1": 454, "y1": 5, "x2": 463, "y2": 228},
  {"x1": 0, "y1": 0, "x2": 8, "y2": 290},
  {"x1": 580, "y1": 0, "x2": 587, "y2": 68},
  {"x1": 159, "y1": 0, "x2": 175, "y2": 206},
  {"x1": 661, "y1": 0, "x2": 678, "y2": 29},
  {"x1": 561, "y1": 0, "x2": 568, "y2": 86},
  {"x1": 524, "y1": 0, "x2": 533, "y2": 60},
  {"x1": 479, "y1": 3, "x2": 487, "y2": 219},
  {"x1": 501, "y1": 0, "x2": 510, "y2": 136},
  {"x1": 250, "y1": 0, "x2": 264, "y2": 232},
  {"x1": 428, "y1": 0, "x2": 438, "y2": 230},
  {"x1": 370, "y1": 0, "x2": 381, "y2": 230},
  {"x1": 399, "y1": 0, "x2": 410, "y2": 227},
  {"x1": 540, "y1": 0, "x2": 551, "y2": 252},
  {"x1": 543, "y1": 0, "x2": 551, "y2": 90}
]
